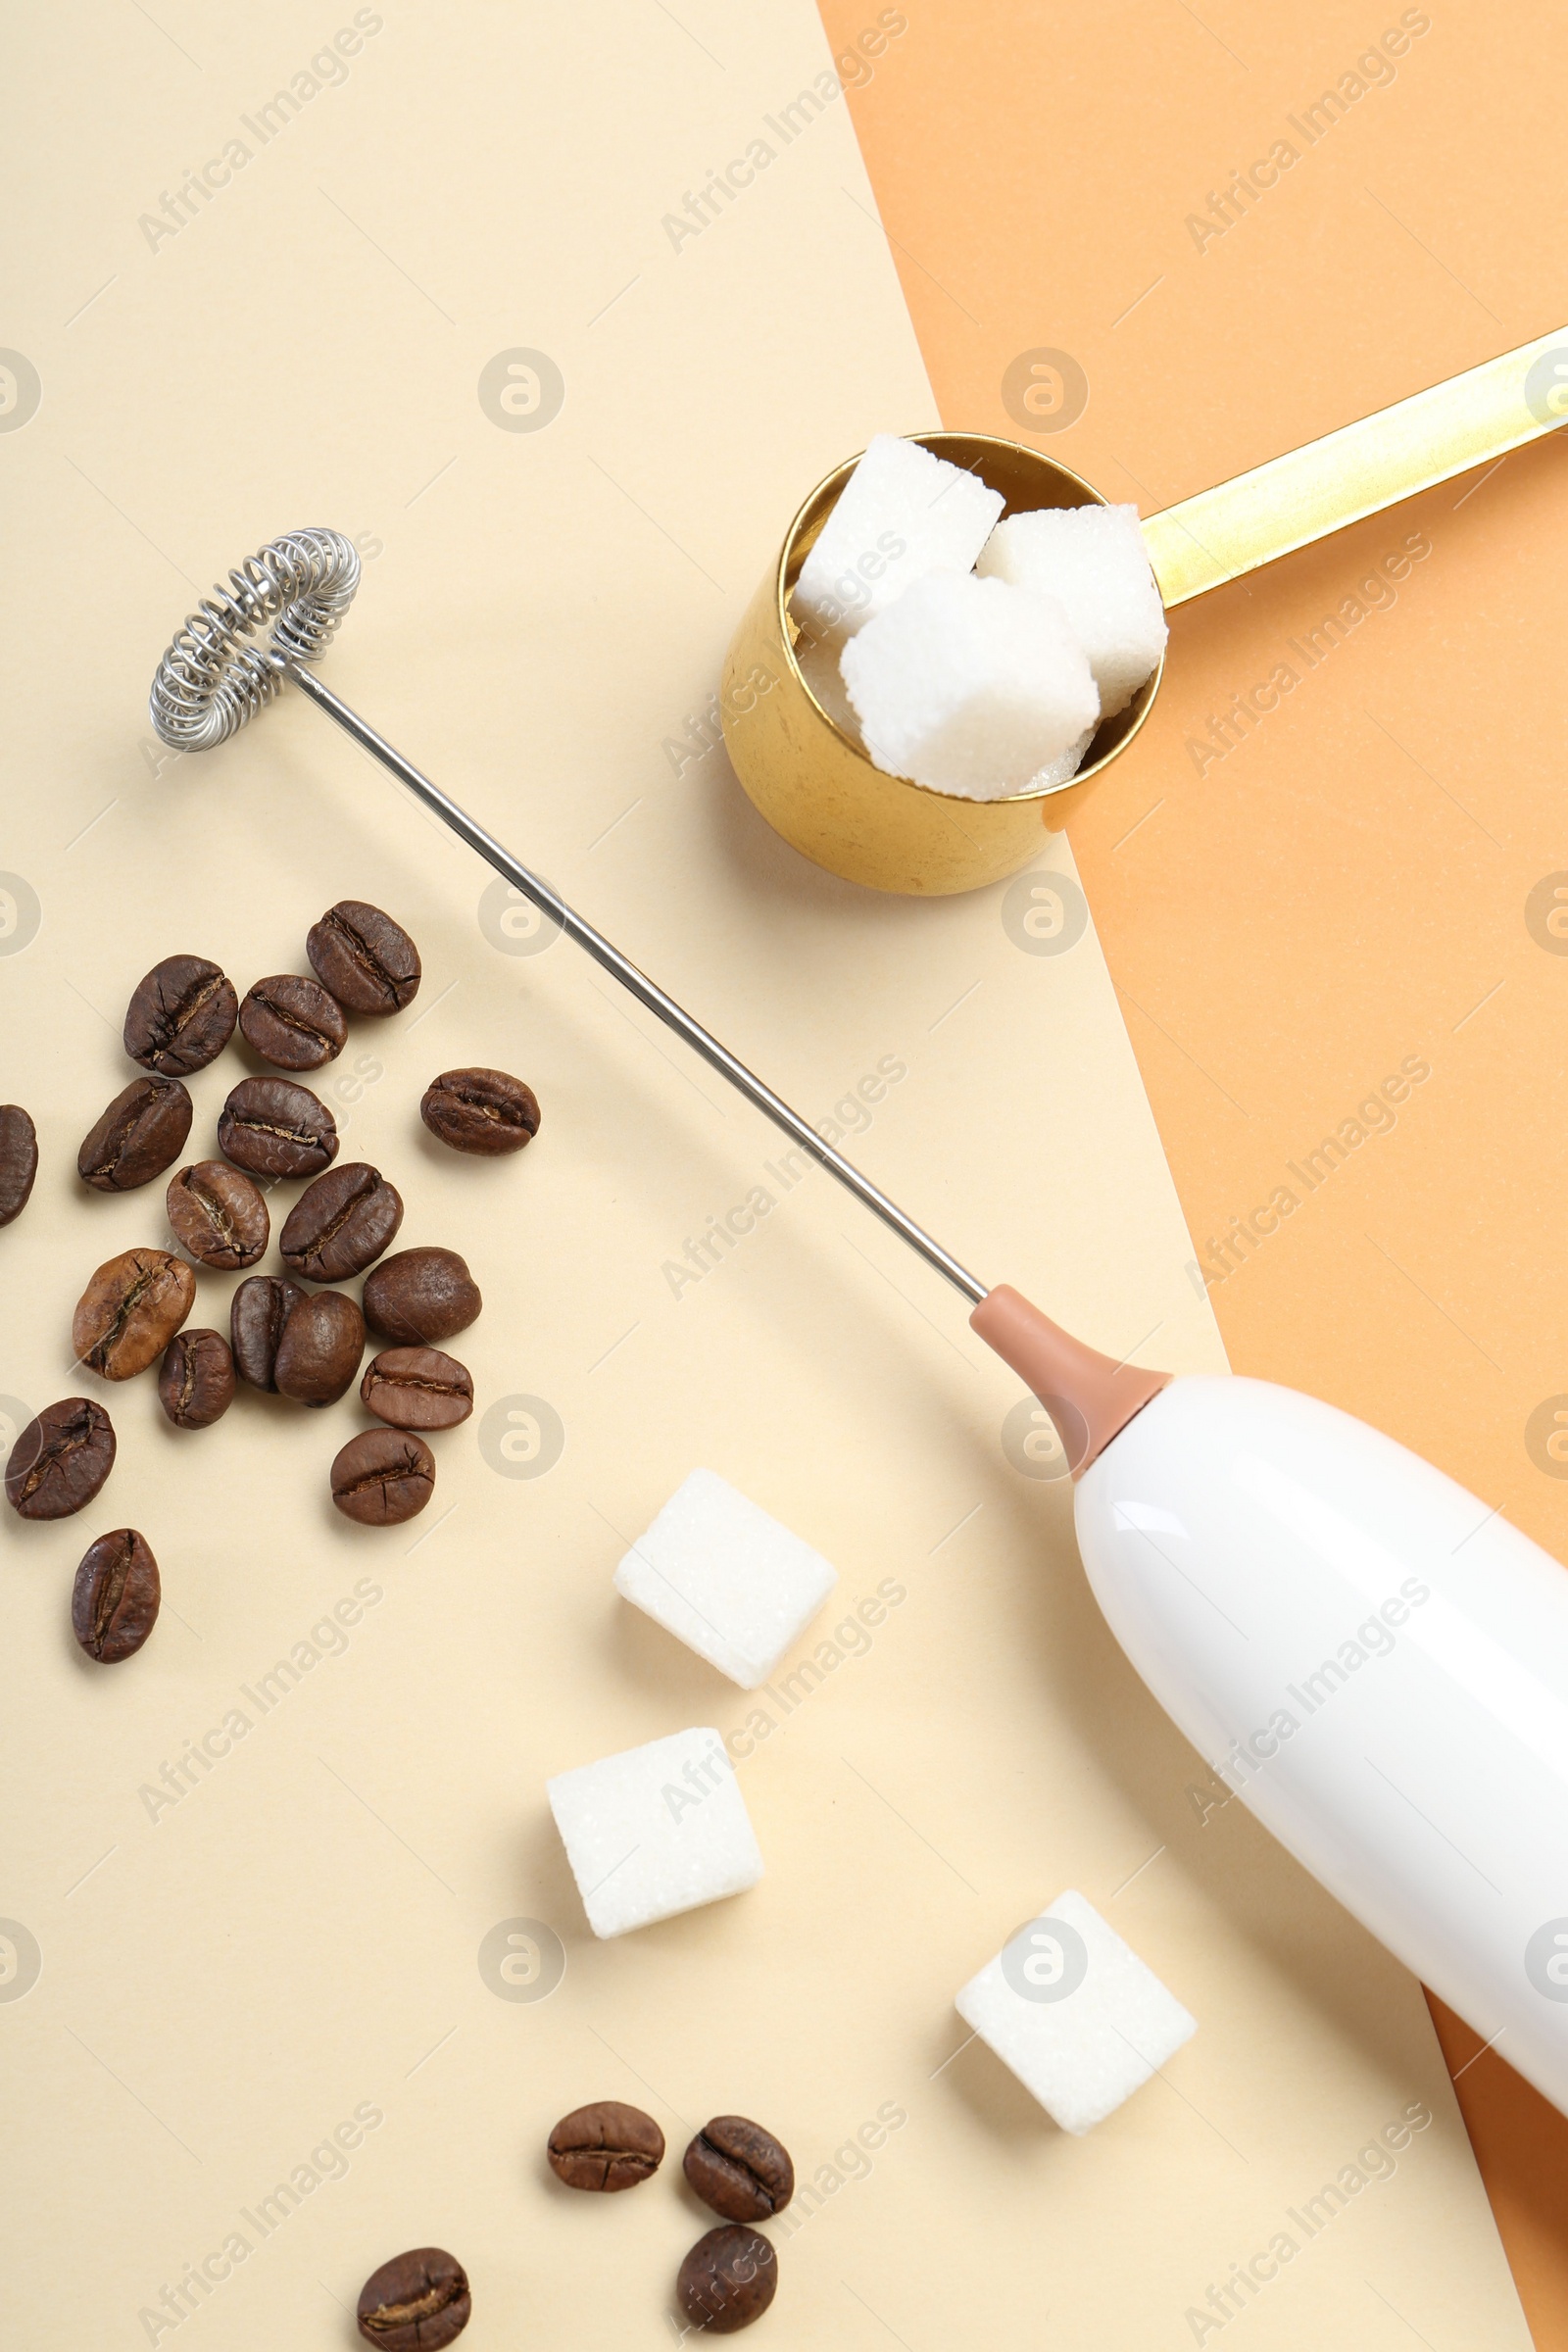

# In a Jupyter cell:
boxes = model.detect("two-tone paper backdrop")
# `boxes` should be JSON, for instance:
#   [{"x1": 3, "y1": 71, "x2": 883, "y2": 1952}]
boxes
[
  {"x1": 0, "y1": 2, "x2": 1532, "y2": 2345},
  {"x1": 816, "y1": 0, "x2": 1568, "y2": 2338}
]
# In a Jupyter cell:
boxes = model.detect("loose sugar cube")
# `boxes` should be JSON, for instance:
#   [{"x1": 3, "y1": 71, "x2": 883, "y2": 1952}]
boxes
[
  {"x1": 956, "y1": 1888, "x2": 1197, "y2": 2134},
  {"x1": 977, "y1": 503, "x2": 1167, "y2": 716},
  {"x1": 548, "y1": 1725, "x2": 763, "y2": 1939},
  {"x1": 841, "y1": 572, "x2": 1099, "y2": 799},
  {"x1": 794, "y1": 434, "x2": 1004, "y2": 643},
  {"x1": 614, "y1": 1468, "x2": 839, "y2": 1690}
]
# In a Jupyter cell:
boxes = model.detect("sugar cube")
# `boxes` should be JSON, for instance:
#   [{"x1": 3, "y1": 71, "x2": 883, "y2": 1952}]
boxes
[
  {"x1": 548, "y1": 1725, "x2": 763, "y2": 1939},
  {"x1": 614, "y1": 1468, "x2": 839, "y2": 1690},
  {"x1": 955, "y1": 1888, "x2": 1197, "y2": 2133},
  {"x1": 977, "y1": 503, "x2": 1167, "y2": 717},
  {"x1": 841, "y1": 571, "x2": 1099, "y2": 799},
  {"x1": 794, "y1": 434, "x2": 1004, "y2": 644}
]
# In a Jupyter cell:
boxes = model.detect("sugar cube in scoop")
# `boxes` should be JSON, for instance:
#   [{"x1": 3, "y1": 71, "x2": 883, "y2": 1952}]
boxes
[
  {"x1": 841, "y1": 571, "x2": 1099, "y2": 799},
  {"x1": 614, "y1": 1468, "x2": 838, "y2": 1690},
  {"x1": 794, "y1": 434, "x2": 1003, "y2": 643},
  {"x1": 548, "y1": 1726, "x2": 763, "y2": 1938},
  {"x1": 956, "y1": 1888, "x2": 1197, "y2": 2133},
  {"x1": 978, "y1": 502, "x2": 1167, "y2": 716}
]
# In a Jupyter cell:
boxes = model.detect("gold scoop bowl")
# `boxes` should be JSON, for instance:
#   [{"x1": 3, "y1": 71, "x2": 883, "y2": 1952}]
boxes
[{"x1": 721, "y1": 329, "x2": 1568, "y2": 895}]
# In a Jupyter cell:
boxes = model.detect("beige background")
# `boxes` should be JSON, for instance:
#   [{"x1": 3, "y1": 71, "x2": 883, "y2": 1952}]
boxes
[{"x1": 0, "y1": 1, "x2": 1529, "y2": 2343}]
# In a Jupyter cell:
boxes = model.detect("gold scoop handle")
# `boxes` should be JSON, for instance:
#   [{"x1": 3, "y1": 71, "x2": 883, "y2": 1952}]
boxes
[{"x1": 1142, "y1": 325, "x2": 1568, "y2": 608}]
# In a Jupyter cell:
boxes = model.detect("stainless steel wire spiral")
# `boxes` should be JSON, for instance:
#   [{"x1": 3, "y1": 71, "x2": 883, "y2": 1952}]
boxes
[{"x1": 149, "y1": 527, "x2": 361, "y2": 752}]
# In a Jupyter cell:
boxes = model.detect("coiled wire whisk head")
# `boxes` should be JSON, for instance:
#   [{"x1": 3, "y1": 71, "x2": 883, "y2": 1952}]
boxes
[{"x1": 149, "y1": 527, "x2": 361, "y2": 753}]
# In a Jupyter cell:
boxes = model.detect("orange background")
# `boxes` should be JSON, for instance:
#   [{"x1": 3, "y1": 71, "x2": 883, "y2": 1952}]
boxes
[{"x1": 820, "y1": 0, "x2": 1568, "y2": 2337}]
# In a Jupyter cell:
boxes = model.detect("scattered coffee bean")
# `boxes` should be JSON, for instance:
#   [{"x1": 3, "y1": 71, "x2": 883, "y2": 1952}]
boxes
[
  {"x1": 5, "y1": 1398, "x2": 116, "y2": 1519},
  {"x1": 166, "y1": 1159, "x2": 270, "y2": 1269},
  {"x1": 159, "y1": 1329, "x2": 235, "y2": 1429},
  {"x1": 684, "y1": 2118, "x2": 795, "y2": 2223},
  {"x1": 361, "y1": 1347, "x2": 473, "y2": 1431},
  {"x1": 420, "y1": 1066, "x2": 541, "y2": 1156},
  {"x1": 74, "y1": 1248, "x2": 196, "y2": 1381},
  {"x1": 275, "y1": 1291, "x2": 365, "y2": 1407},
  {"x1": 72, "y1": 1529, "x2": 160, "y2": 1663},
  {"x1": 280, "y1": 1162, "x2": 403, "y2": 1282},
  {"x1": 362, "y1": 1247, "x2": 482, "y2": 1346},
  {"x1": 356, "y1": 2247, "x2": 470, "y2": 2349},
  {"x1": 123, "y1": 954, "x2": 238, "y2": 1075},
  {"x1": 77, "y1": 1077, "x2": 193, "y2": 1193},
  {"x1": 548, "y1": 2100, "x2": 665, "y2": 2192},
  {"x1": 239, "y1": 973, "x2": 348, "y2": 1070},
  {"x1": 0, "y1": 1105, "x2": 38, "y2": 1226},
  {"x1": 676, "y1": 2227, "x2": 777, "y2": 2335},
  {"x1": 330, "y1": 1428, "x2": 435, "y2": 1525},
  {"x1": 308, "y1": 900, "x2": 421, "y2": 1016},
  {"x1": 218, "y1": 1075, "x2": 338, "y2": 1178},
  {"x1": 230, "y1": 1276, "x2": 306, "y2": 1391}
]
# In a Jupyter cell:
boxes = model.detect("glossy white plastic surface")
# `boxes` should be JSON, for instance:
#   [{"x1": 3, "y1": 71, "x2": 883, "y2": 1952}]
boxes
[{"x1": 1075, "y1": 1376, "x2": 1568, "y2": 2115}]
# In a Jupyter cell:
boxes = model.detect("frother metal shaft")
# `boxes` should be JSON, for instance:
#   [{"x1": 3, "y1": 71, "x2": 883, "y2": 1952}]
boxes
[{"x1": 285, "y1": 660, "x2": 989, "y2": 1305}]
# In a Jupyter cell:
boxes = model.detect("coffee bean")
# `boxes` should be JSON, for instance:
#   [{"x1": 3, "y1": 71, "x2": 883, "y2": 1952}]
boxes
[
  {"x1": 362, "y1": 1247, "x2": 482, "y2": 1346},
  {"x1": 218, "y1": 1076, "x2": 338, "y2": 1179},
  {"x1": 159, "y1": 1329, "x2": 235, "y2": 1429},
  {"x1": 230, "y1": 1276, "x2": 306, "y2": 1391},
  {"x1": 123, "y1": 954, "x2": 238, "y2": 1075},
  {"x1": 280, "y1": 1162, "x2": 403, "y2": 1282},
  {"x1": 275, "y1": 1292, "x2": 365, "y2": 1407},
  {"x1": 166, "y1": 1159, "x2": 269, "y2": 1268},
  {"x1": 72, "y1": 1529, "x2": 160, "y2": 1663},
  {"x1": 308, "y1": 900, "x2": 421, "y2": 1016},
  {"x1": 330, "y1": 1428, "x2": 435, "y2": 1525},
  {"x1": 77, "y1": 1077, "x2": 193, "y2": 1193},
  {"x1": 676, "y1": 2227, "x2": 777, "y2": 2334},
  {"x1": 74, "y1": 1249, "x2": 196, "y2": 1381},
  {"x1": 0, "y1": 1105, "x2": 38, "y2": 1226},
  {"x1": 356, "y1": 2248, "x2": 470, "y2": 2349},
  {"x1": 548, "y1": 2100, "x2": 664, "y2": 2191},
  {"x1": 361, "y1": 1348, "x2": 473, "y2": 1431},
  {"x1": 684, "y1": 2118, "x2": 795, "y2": 2223},
  {"x1": 420, "y1": 1067, "x2": 540, "y2": 1156},
  {"x1": 239, "y1": 973, "x2": 348, "y2": 1070},
  {"x1": 5, "y1": 1398, "x2": 116, "y2": 1519}
]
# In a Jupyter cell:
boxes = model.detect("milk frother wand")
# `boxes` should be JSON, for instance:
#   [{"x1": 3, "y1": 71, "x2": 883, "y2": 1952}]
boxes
[{"x1": 151, "y1": 489, "x2": 1568, "y2": 2121}]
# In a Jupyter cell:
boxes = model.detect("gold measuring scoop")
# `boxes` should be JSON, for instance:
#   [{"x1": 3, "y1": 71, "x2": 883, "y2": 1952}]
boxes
[{"x1": 721, "y1": 327, "x2": 1568, "y2": 895}]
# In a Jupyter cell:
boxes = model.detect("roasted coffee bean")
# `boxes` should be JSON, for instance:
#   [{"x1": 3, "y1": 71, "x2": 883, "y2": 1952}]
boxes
[
  {"x1": 676, "y1": 2227, "x2": 778, "y2": 2335},
  {"x1": 77, "y1": 1077, "x2": 193, "y2": 1194},
  {"x1": 74, "y1": 1248, "x2": 196, "y2": 1381},
  {"x1": 159, "y1": 1329, "x2": 235, "y2": 1429},
  {"x1": 308, "y1": 900, "x2": 421, "y2": 1016},
  {"x1": 684, "y1": 2118, "x2": 795, "y2": 2223},
  {"x1": 123, "y1": 954, "x2": 237, "y2": 1075},
  {"x1": 280, "y1": 1162, "x2": 403, "y2": 1282},
  {"x1": 72, "y1": 1529, "x2": 160, "y2": 1663},
  {"x1": 5, "y1": 1398, "x2": 116, "y2": 1519},
  {"x1": 274, "y1": 1291, "x2": 365, "y2": 1407},
  {"x1": 420, "y1": 1066, "x2": 540, "y2": 1156},
  {"x1": 362, "y1": 1247, "x2": 482, "y2": 1346},
  {"x1": 330, "y1": 1428, "x2": 435, "y2": 1525},
  {"x1": 547, "y1": 2100, "x2": 664, "y2": 2192},
  {"x1": 356, "y1": 2248, "x2": 470, "y2": 2350},
  {"x1": 229, "y1": 1276, "x2": 306, "y2": 1391},
  {"x1": 217, "y1": 1075, "x2": 338, "y2": 1178},
  {"x1": 238, "y1": 973, "x2": 348, "y2": 1070},
  {"x1": 361, "y1": 1347, "x2": 473, "y2": 1431},
  {"x1": 0, "y1": 1105, "x2": 38, "y2": 1226},
  {"x1": 166, "y1": 1159, "x2": 269, "y2": 1269}
]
